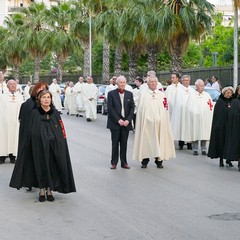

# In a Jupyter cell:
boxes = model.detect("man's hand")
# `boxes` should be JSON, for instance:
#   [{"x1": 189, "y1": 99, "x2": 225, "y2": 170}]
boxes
[
  {"x1": 118, "y1": 119, "x2": 124, "y2": 126},
  {"x1": 123, "y1": 120, "x2": 129, "y2": 127}
]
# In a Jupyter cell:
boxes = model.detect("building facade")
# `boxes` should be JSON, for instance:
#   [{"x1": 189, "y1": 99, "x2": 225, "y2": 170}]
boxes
[{"x1": 0, "y1": 0, "x2": 59, "y2": 26}]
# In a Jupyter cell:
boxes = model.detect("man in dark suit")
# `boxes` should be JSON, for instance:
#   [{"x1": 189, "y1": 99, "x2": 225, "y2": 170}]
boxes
[{"x1": 107, "y1": 75, "x2": 135, "y2": 169}]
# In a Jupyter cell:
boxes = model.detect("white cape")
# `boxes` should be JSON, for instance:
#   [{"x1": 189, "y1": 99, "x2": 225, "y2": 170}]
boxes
[{"x1": 132, "y1": 89, "x2": 175, "y2": 161}]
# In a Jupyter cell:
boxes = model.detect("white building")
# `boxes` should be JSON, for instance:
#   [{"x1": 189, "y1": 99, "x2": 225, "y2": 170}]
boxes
[{"x1": 0, "y1": 0, "x2": 59, "y2": 26}]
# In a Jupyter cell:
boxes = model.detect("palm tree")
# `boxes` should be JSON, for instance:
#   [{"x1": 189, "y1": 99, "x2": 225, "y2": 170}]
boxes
[
  {"x1": 45, "y1": 2, "x2": 80, "y2": 82},
  {"x1": 159, "y1": 0, "x2": 214, "y2": 74},
  {"x1": 3, "y1": 13, "x2": 27, "y2": 79},
  {"x1": 19, "y1": 2, "x2": 50, "y2": 82},
  {"x1": 0, "y1": 26, "x2": 8, "y2": 72}
]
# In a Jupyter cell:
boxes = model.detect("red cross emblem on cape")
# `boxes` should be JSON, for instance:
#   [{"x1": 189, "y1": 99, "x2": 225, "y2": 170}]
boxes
[
  {"x1": 59, "y1": 120, "x2": 66, "y2": 138},
  {"x1": 163, "y1": 97, "x2": 168, "y2": 110},
  {"x1": 207, "y1": 99, "x2": 213, "y2": 111}
]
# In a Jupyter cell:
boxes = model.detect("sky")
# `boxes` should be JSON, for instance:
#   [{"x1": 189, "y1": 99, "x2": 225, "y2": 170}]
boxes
[{"x1": 208, "y1": 0, "x2": 232, "y2": 5}]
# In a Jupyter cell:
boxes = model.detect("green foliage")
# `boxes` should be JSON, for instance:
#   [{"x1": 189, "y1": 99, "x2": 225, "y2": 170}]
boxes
[
  {"x1": 200, "y1": 13, "x2": 236, "y2": 67},
  {"x1": 183, "y1": 42, "x2": 203, "y2": 68}
]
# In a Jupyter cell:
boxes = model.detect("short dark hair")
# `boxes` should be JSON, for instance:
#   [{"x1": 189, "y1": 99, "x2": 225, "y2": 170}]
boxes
[
  {"x1": 135, "y1": 76, "x2": 144, "y2": 84},
  {"x1": 172, "y1": 72, "x2": 180, "y2": 79}
]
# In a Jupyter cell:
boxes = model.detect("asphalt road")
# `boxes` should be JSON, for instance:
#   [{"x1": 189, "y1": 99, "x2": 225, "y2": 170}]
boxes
[{"x1": 1, "y1": 112, "x2": 240, "y2": 240}]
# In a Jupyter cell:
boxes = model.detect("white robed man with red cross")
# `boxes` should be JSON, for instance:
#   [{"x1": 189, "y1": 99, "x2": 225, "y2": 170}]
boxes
[{"x1": 182, "y1": 79, "x2": 214, "y2": 156}]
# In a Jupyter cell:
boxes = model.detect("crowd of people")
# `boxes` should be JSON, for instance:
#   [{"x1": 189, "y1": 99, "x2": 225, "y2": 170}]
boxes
[{"x1": 1, "y1": 69, "x2": 240, "y2": 201}]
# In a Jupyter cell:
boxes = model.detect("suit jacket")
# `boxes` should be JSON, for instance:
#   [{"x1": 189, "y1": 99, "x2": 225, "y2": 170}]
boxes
[{"x1": 107, "y1": 89, "x2": 135, "y2": 130}]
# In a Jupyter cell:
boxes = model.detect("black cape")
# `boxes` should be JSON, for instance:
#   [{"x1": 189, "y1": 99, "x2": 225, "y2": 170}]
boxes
[
  {"x1": 223, "y1": 97, "x2": 240, "y2": 161},
  {"x1": 207, "y1": 95, "x2": 232, "y2": 159},
  {"x1": 10, "y1": 106, "x2": 76, "y2": 193}
]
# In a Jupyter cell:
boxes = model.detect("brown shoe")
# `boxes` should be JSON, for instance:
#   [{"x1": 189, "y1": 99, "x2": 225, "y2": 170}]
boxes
[
  {"x1": 121, "y1": 164, "x2": 130, "y2": 169},
  {"x1": 110, "y1": 164, "x2": 117, "y2": 169}
]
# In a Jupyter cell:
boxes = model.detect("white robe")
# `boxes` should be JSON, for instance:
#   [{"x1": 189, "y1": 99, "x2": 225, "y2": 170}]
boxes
[
  {"x1": 74, "y1": 82, "x2": 85, "y2": 111},
  {"x1": 83, "y1": 83, "x2": 98, "y2": 120},
  {"x1": 23, "y1": 85, "x2": 31, "y2": 101},
  {"x1": 132, "y1": 89, "x2": 176, "y2": 161},
  {"x1": 65, "y1": 87, "x2": 77, "y2": 115},
  {"x1": 105, "y1": 84, "x2": 117, "y2": 99},
  {"x1": 49, "y1": 83, "x2": 62, "y2": 111},
  {"x1": 0, "y1": 91, "x2": 23, "y2": 156},
  {"x1": 132, "y1": 87, "x2": 141, "y2": 114},
  {"x1": 165, "y1": 82, "x2": 182, "y2": 120},
  {"x1": 0, "y1": 81, "x2": 7, "y2": 94},
  {"x1": 182, "y1": 91, "x2": 213, "y2": 142},
  {"x1": 171, "y1": 85, "x2": 195, "y2": 140}
]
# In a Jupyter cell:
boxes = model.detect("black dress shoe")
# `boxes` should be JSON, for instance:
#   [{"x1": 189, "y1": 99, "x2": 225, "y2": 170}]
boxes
[
  {"x1": 0, "y1": 157, "x2": 6, "y2": 164},
  {"x1": 86, "y1": 118, "x2": 92, "y2": 122},
  {"x1": 187, "y1": 143, "x2": 192, "y2": 150},
  {"x1": 226, "y1": 160, "x2": 233, "y2": 167},
  {"x1": 39, "y1": 194, "x2": 46, "y2": 202},
  {"x1": 110, "y1": 164, "x2": 116, "y2": 169},
  {"x1": 155, "y1": 160, "x2": 164, "y2": 168},
  {"x1": 141, "y1": 165, "x2": 147, "y2": 168},
  {"x1": 47, "y1": 194, "x2": 55, "y2": 202},
  {"x1": 121, "y1": 164, "x2": 130, "y2": 169},
  {"x1": 179, "y1": 146, "x2": 183, "y2": 150},
  {"x1": 202, "y1": 151, "x2": 207, "y2": 156},
  {"x1": 193, "y1": 151, "x2": 198, "y2": 156}
]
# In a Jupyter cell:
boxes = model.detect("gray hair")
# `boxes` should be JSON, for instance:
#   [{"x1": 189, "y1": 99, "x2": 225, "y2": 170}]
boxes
[
  {"x1": 195, "y1": 79, "x2": 204, "y2": 87},
  {"x1": 116, "y1": 75, "x2": 127, "y2": 83},
  {"x1": 147, "y1": 75, "x2": 158, "y2": 83},
  {"x1": 181, "y1": 75, "x2": 191, "y2": 81},
  {"x1": 147, "y1": 70, "x2": 156, "y2": 77}
]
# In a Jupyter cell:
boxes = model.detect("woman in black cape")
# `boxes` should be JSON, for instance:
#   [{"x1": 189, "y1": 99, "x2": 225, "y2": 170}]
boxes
[
  {"x1": 208, "y1": 86, "x2": 234, "y2": 167},
  {"x1": 223, "y1": 84, "x2": 240, "y2": 171},
  {"x1": 10, "y1": 90, "x2": 76, "y2": 201},
  {"x1": 10, "y1": 82, "x2": 48, "y2": 192}
]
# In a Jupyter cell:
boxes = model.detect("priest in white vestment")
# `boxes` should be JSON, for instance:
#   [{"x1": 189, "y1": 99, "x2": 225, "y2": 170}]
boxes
[
  {"x1": 0, "y1": 80, "x2": 23, "y2": 164},
  {"x1": 105, "y1": 77, "x2": 117, "y2": 100},
  {"x1": 49, "y1": 78, "x2": 62, "y2": 113},
  {"x1": 83, "y1": 77, "x2": 98, "y2": 122},
  {"x1": 171, "y1": 75, "x2": 195, "y2": 150},
  {"x1": 0, "y1": 71, "x2": 7, "y2": 95},
  {"x1": 65, "y1": 82, "x2": 77, "y2": 115},
  {"x1": 182, "y1": 79, "x2": 213, "y2": 155},
  {"x1": 74, "y1": 77, "x2": 85, "y2": 116},
  {"x1": 23, "y1": 81, "x2": 32, "y2": 101},
  {"x1": 165, "y1": 73, "x2": 182, "y2": 119},
  {"x1": 132, "y1": 76, "x2": 175, "y2": 168}
]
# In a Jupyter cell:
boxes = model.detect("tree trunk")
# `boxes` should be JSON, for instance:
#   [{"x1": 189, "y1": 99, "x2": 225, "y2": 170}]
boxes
[
  {"x1": 128, "y1": 47, "x2": 138, "y2": 82},
  {"x1": 147, "y1": 44, "x2": 158, "y2": 72},
  {"x1": 102, "y1": 40, "x2": 110, "y2": 84},
  {"x1": 34, "y1": 56, "x2": 41, "y2": 83},
  {"x1": 170, "y1": 45, "x2": 183, "y2": 75},
  {"x1": 57, "y1": 55, "x2": 64, "y2": 83},
  {"x1": 13, "y1": 64, "x2": 19, "y2": 80},
  {"x1": 83, "y1": 42, "x2": 90, "y2": 78},
  {"x1": 114, "y1": 46, "x2": 123, "y2": 77}
]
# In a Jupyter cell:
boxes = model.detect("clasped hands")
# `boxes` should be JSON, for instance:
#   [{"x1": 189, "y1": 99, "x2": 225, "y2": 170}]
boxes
[{"x1": 118, "y1": 119, "x2": 129, "y2": 127}]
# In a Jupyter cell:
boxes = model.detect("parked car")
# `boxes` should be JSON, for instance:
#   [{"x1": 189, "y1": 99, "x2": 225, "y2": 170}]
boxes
[
  {"x1": 97, "y1": 85, "x2": 107, "y2": 113},
  {"x1": 190, "y1": 85, "x2": 221, "y2": 102},
  {"x1": 203, "y1": 87, "x2": 221, "y2": 102}
]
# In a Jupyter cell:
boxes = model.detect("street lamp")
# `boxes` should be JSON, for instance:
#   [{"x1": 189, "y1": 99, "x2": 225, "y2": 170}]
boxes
[{"x1": 89, "y1": 11, "x2": 92, "y2": 77}]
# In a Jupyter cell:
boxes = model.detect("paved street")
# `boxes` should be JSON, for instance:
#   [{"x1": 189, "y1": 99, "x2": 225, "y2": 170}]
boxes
[{"x1": 1, "y1": 112, "x2": 240, "y2": 240}]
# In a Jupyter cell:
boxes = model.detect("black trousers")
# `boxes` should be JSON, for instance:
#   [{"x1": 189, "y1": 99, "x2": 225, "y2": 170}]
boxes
[{"x1": 110, "y1": 127, "x2": 129, "y2": 166}]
